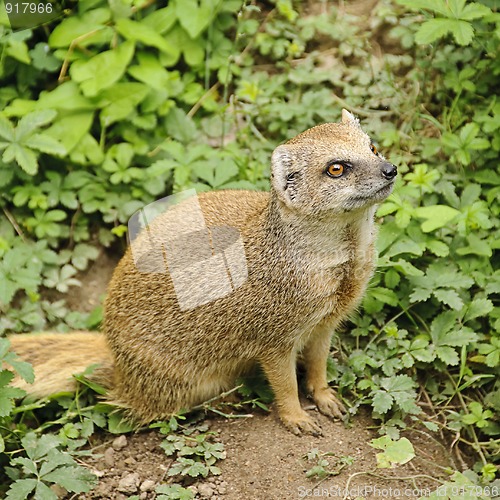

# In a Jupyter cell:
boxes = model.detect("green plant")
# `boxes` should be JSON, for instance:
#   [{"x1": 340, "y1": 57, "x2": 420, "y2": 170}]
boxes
[
  {"x1": 303, "y1": 448, "x2": 355, "y2": 480},
  {"x1": 5, "y1": 432, "x2": 97, "y2": 499},
  {"x1": 397, "y1": 0, "x2": 492, "y2": 46},
  {"x1": 369, "y1": 436, "x2": 416, "y2": 468},
  {"x1": 156, "y1": 483, "x2": 194, "y2": 500},
  {"x1": 419, "y1": 470, "x2": 497, "y2": 500},
  {"x1": 154, "y1": 419, "x2": 226, "y2": 480}
]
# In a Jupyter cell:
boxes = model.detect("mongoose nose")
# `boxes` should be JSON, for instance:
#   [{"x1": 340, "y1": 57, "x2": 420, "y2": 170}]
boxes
[{"x1": 381, "y1": 162, "x2": 397, "y2": 180}]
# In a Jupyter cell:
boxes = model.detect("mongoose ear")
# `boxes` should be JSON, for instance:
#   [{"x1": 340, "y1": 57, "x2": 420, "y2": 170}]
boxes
[
  {"x1": 341, "y1": 109, "x2": 361, "y2": 128},
  {"x1": 271, "y1": 144, "x2": 295, "y2": 205}
]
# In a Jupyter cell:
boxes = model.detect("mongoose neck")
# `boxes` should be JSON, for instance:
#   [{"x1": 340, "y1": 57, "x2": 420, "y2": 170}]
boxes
[{"x1": 264, "y1": 193, "x2": 377, "y2": 268}]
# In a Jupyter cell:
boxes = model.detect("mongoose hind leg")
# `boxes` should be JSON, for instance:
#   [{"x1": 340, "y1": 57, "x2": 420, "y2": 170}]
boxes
[
  {"x1": 302, "y1": 320, "x2": 346, "y2": 420},
  {"x1": 261, "y1": 353, "x2": 322, "y2": 436}
]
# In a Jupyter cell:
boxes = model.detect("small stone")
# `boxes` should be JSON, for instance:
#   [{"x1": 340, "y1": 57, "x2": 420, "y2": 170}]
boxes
[
  {"x1": 140, "y1": 480, "x2": 156, "y2": 492},
  {"x1": 218, "y1": 485, "x2": 227, "y2": 494},
  {"x1": 198, "y1": 483, "x2": 215, "y2": 498},
  {"x1": 117, "y1": 472, "x2": 140, "y2": 494},
  {"x1": 104, "y1": 447, "x2": 115, "y2": 467},
  {"x1": 187, "y1": 485, "x2": 198, "y2": 495},
  {"x1": 124, "y1": 456, "x2": 136, "y2": 465},
  {"x1": 219, "y1": 481, "x2": 228, "y2": 488},
  {"x1": 92, "y1": 468, "x2": 106, "y2": 478},
  {"x1": 207, "y1": 477, "x2": 216, "y2": 483},
  {"x1": 112, "y1": 435, "x2": 128, "y2": 450},
  {"x1": 140, "y1": 493, "x2": 148, "y2": 500}
]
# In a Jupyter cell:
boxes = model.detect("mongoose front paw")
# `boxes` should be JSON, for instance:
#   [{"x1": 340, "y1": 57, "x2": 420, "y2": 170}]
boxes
[
  {"x1": 280, "y1": 410, "x2": 323, "y2": 437},
  {"x1": 313, "y1": 388, "x2": 346, "y2": 420}
]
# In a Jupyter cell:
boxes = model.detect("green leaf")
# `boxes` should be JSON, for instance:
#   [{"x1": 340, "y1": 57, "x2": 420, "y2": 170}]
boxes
[
  {"x1": 433, "y1": 289, "x2": 463, "y2": 310},
  {"x1": 441, "y1": 327, "x2": 478, "y2": 347},
  {"x1": 5, "y1": 356, "x2": 35, "y2": 384},
  {"x1": 479, "y1": 340, "x2": 500, "y2": 368},
  {"x1": 38, "y1": 449, "x2": 74, "y2": 476},
  {"x1": 30, "y1": 43, "x2": 61, "y2": 72},
  {"x1": 128, "y1": 52, "x2": 171, "y2": 90},
  {"x1": 6, "y1": 479, "x2": 38, "y2": 499},
  {"x1": 175, "y1": 0, "x2": 213, "y2": 39},
  {"x1": 71, "y1": 244, "x2": 99, "y2": 271},
  {"x1": 368, "y1": 287, "x2": 399, "y2": 306},
  {"x1": 451, "y1": 19, "x2": 474, "y2": 45},
  {"x1": 48, "y1": 8, "x2": 111, "y2": 48},
  {"x1": 6, "y1": 40, "x2": 31, "y2": 64},
  {"x1": 45, "y1": 112, "x2": 94, "y2": 153},
  {"x1": 3, "y1": 143, "x2": 38, "y2": 175},
  {"x1": 409, "y1": 338, "x2": 435, "y2": 363},
  {"x1": 116, "y1": 18, "x2": 176, "y2": 55},
  {"x1": 15, "y1": 109, "x2": 58, "y2": 140},
  {"x1": 0, "y1": 277, "x2": 18, "y2": 305},
  {"x1": 415, "y1": 18, "x2": 455, "y2": 45},
  {"x1": 0, "y1": 338, "x2": 11, "y2": 359},
  {"x1": 36, "y1": 81, "x2": 95, "y2": 111},
  {"x1": 456, "y1": 233, "x2": 491, "y2": 257},
  {"x1": 0, "y1": 371, "x2": 26, "y2": 416},
  {"x1": 26, "y1": 134, "x2": 66, "y2": 156},
  {"x1": 464, "y1": 298, "x2": 494, "y2": 322},
  {"x1": 415, "y1": 18, "x2": 475, "y2": 46},
  {"x1": 34, "y1": 481, "x2": 58, "y2": 500},
  {"x1": 142, "y1": 6, "x2": 177, "y2": 34},
  {"x1": 409, "y1": 287, "x2": 430, "y2": 303},
  {"x1": 43, "y1": 466, "x2": 97, "y2": 493},
  {"x1": 381, "y1": 374, "x2": 416, "y2": 393},
  {"x1": 460, "y1": 2, "x2": 491, "y2": 20},
  {"x1": 395, "y1": 0, "x2": 449, "y2": 16},
  {"x1": 0, "y1": 114, "x2": 15, "y2": 141},
  {"x1": 165, "y1": 108, "x2": 198, "y2": 143},
  {"x1": 107, "y1": 414, "x2": 134, "y2": 434},
  {"x1": 372, "y1": 391, "x2": 393, "y2": 414},
  {"x1": 70, "y1": 41, "x2": 135, "y2": 97},
  {"x1": 11, "y1": 456, "x2": 38, "y2": 475},
  {"x1": 385, "y1": 237, "x2": 423, "y2": 258},
  {"x1": 156, "y1": 484, "x2": 194, "y2": 500},
  {"x1": 370, "y1": 436, "x2": 415, "y2": 468},
  {"x1": 430, "y1": 311, "x2": 456, "y2": 338},
  {"x1": 414, "y1": 205, "x2": 460, "y2": 232},
  {"x1": 391, "y1": 259, "x2": 424, "y2": 277},
  {"x1": 28, "y1": 433, "x2": 60, "y2": 460},
  {"x1": 99, "y1": 83, "x2": 149, "y2": 126},
  {"x1": 426, "y1": 240, "x2": 449, "y2": 257},
  {"x1": 436, "y1": 346, "x2": 459, "y2": 365}
]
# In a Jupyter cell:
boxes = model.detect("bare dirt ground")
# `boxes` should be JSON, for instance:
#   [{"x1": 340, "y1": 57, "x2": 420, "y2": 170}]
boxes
[{"x1": 67, "y1": 251, "x2": 456, "y2": 500}]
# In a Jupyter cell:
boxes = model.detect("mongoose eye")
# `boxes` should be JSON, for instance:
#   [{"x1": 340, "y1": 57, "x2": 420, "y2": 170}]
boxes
[
  {"x1": 370, "y1": 144, "x2": 379, "y2": 155},
  {"x1": 326, "y1": 163, "x2": 344, "y2": 178}
]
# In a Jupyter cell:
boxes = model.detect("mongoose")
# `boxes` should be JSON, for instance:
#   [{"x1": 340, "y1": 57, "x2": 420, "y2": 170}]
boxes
[{"x1": 9, "y1": 110, "x2": 397, "y2": 435}]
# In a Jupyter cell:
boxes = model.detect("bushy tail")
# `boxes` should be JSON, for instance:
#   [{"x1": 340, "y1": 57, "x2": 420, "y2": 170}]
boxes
[{"x1": 7, "y1": 331, "x2": 114, "y2": 398}]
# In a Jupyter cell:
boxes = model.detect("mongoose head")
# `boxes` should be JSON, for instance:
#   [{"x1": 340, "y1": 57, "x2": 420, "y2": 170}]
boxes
[{"x1": 271, "y1": 109, "x2": 397, "y2": 214}]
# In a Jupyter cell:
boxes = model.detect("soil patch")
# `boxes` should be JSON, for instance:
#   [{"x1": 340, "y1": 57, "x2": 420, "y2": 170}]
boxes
[{"x1": 77, "y1": 408, "x2": 452, "y2": 499}]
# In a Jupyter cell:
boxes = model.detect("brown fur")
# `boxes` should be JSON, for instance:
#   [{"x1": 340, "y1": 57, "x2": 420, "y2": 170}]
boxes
[{"x1": 8, "y1": 110, "x2": 396, "y2": 435}]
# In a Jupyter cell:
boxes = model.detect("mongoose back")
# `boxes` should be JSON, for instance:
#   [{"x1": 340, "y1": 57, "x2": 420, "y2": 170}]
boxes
[{"x1": 9, "y1": 110, "x2": 397, "y2": 435}]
